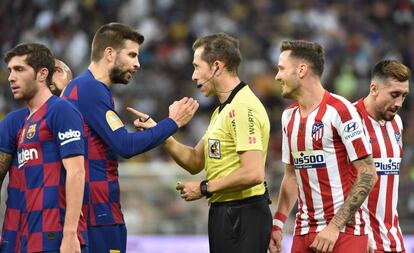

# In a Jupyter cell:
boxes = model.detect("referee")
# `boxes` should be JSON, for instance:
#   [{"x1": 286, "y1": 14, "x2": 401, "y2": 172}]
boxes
[{"x1": 135, "y1": 32, "x2": 272, "y2": 252}]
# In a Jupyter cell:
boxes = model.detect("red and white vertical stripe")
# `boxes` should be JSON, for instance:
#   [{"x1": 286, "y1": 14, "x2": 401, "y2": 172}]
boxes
[
  {"x1": 355, "y1": 99, "x2": 405, "y2": 252},
  {"x1": 281, "y1": 91, "x2": 371, "y2": 236}
]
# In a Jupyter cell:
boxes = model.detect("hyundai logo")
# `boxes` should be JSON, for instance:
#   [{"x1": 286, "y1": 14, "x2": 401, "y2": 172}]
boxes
[{"x1": 344, "y1": 122, "x2": 359, "y2": 133}]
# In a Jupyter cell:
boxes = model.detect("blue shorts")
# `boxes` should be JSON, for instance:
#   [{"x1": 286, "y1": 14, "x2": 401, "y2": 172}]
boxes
[
  {"x1": 44, "y1": 245, "x2": 88, "y2": 253},
  {"x1": 88, "y1": 224, "x2": 127, "y2": 253}
]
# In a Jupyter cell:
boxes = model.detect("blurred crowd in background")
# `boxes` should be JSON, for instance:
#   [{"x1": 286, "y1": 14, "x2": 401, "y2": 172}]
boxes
[{"x1": 1, "y1": 0, "x2": 414, "y2": 235}]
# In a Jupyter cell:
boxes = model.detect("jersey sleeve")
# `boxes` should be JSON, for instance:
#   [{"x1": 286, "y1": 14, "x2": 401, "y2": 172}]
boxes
[
  {"x1": 228, "y1": 103, "x2": 264, "y2": 152},
  {"x1": 281, "y1": 109, "x2": 292, "y2": 165},
  {"x1": 78, "y1": 81, "x2": 178, "y2": 158},
  {"x1": 48, "y1": 100, "x2": 85, "y2": 158},
  {"x1": 333, "y1": 101, "x2": 371, "y2": 162},
  {"x1": 0, "y1": 109, "x2": 28, "y2": 154}
]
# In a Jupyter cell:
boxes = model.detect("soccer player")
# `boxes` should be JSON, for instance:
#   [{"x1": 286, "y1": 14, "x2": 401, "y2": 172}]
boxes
[
  {"x1": 50, "y1": 59, "x2": 72, "y2": 96},
  {"x1": 0, "y1": 58, "x2": 74, "y2": 252},
  {"x1": 268, "y1": 40, "x2": 377, "y2": 253},
  {"x1": 62, "y1": 22, "x2": 198, "y2": 253},
  {"x1": 132, "y1": 32, "x2": 272, "y2": 253},
  {"x1": 0, "y1": 106, "x2": 27, "y2": 253},
  {"x1": 354, "y1": 60, "x2": 410, "y2": 253},
  {"x1": 2, "y1": 43, "x2": 87, "y2": 252}
]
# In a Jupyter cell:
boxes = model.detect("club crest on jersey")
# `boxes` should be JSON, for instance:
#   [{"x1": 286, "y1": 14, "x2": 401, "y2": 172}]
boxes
[
  {"x1": 395, "y1": 131, "x2": 401, "y2": 142},
  {"x1": 26, "y1": 124, "x2": 37, "y2": 139},
  {"x1": 311, "y1": 122, "x2": 324, "y2": 141},
  {"x1": 208, "y1": 138, "x2": 221, "y2": 159}
]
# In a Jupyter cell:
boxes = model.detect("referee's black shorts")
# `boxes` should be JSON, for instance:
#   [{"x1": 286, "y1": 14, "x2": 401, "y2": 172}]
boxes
[{"x1": 208, "y1": 194, "x2": 272, "y2": 253}]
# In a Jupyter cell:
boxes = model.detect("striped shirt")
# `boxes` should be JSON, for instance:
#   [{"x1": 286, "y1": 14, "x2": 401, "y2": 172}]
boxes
[
  {"x1": 355, "y1": 99, "x2": 405, "y2": 252},
  {"x1": 281, "y1": 90, "x2": 371, "y2": 235}
]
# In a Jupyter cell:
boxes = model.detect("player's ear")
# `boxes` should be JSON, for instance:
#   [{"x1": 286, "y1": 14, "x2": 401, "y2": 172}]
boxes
[
  {"x1": 370, "y1": 82, "x2": 379, "y2": 96},
  {"x1": 37, "y1": 67, "x2": 49, "y2": 85},
  {"x1": 104, "y1": 46, "x2": 116, "y2": 63},
  {"x1": 297, "y1": 63, "x2": 307, "y2": 78}
]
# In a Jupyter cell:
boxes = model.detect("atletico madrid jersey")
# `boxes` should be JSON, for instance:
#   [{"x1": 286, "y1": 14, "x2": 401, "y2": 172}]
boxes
[
  {"x1": 62, "y1": 70, "x2": 178, "y2": 226},
  {"x1": 281, "y1": 90, "x2": 371, "y2": 235},
  {"x1": 15, "y1": 96, "x2": 87, "y2": 252},
  {"x1": 355, "y1": 99, "x2": 405, "y2": 252},
  {"x1": 0, "y1": 107, "x2": 29, "y2": 252}
]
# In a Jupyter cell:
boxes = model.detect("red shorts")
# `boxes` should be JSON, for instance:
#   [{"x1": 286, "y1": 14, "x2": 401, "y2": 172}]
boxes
[
  {"x1": 291, "y1": 232, "x2": 368, "y2": 253},
  {"x1": 373, "y1": 251, "x2": 405, "y2": 253}
]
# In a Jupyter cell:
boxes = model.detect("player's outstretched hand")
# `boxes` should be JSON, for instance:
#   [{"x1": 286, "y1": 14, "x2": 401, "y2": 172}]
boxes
[
  {"x1": 126, "y1": 107, "x2": 157, "y2": 130},
  {"x1": 169, "y1": 97, "x2": 199, "y2": 128}
]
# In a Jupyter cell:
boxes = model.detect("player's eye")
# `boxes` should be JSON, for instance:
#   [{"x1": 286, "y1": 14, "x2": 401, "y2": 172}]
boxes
[{"x1": 390, "y1": 93, "x2": 399, "y2": 98}]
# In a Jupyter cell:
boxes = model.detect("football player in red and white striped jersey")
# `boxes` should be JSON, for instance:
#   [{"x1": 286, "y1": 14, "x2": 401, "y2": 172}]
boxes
[
  {"x1": 355, "y1": 60, "x2": 410, "y2": 253},
  {"x1": 269, "y1": 40, "x2": 378, "y2": 253}
]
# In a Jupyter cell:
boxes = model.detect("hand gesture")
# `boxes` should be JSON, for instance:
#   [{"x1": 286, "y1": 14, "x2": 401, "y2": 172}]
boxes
[
  {"x1": 169, "y1": 97, "x2": 199, "y2": 128},
  {"x1": 176, "y1": 181, "x2": 203, "y2": 201},
  {"x1": 60, "y1": 233, "x2": 81, "y2": 253},
  {"x1": 126, "y1": 107, "x2": 157, "y2": 130},
  {"x1": 268, "y1": 230, "x2": 283, "y2": 253},
  {"x1": 309, "y1": 223, "x2": 340, "y2": 253}
]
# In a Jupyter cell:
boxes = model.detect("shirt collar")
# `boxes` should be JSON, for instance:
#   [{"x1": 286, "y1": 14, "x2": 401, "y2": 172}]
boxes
[{"x1": 218, "y1": 82, "x2": 247, "y2": 113}]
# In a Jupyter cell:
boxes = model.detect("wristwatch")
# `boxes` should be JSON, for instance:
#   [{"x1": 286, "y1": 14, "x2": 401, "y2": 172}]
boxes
[{"x1": 200, "y1": 180, "x2": 213, "y2": 198}]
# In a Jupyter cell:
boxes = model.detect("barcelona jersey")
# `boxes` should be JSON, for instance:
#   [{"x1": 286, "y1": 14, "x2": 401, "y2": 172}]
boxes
[
  {"x1": 15, "y1": 96, "x2": 87, "y2": 252},
  {"x1": 62, "y1": 70, "x2": 178, "y2": 226},
  {"x1": 0, "y1": 107, "x2": 28, "y2": 252}
]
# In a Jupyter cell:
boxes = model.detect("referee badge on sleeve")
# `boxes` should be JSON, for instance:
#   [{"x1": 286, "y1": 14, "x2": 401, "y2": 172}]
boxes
[{"x1": 208, "y1": 138, "x2": 221, "y2": 159}]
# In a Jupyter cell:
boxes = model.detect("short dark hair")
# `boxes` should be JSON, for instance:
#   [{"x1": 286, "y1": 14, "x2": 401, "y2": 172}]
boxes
[
  {"x1": 91, "y1": 22, "x2": 145, "y2": 62},
  {"x1": 280, "y1": 40, "x2": 325, "y2": 77},
  {"x1": 371, "y1": 59, "x2": 410, "y2": 83},
  {"x1": 4, "y1": 42, "x2": 55, "y2": 85},
  {"x1": 192, "y1": 32, "x2": 241, "y2": 73}
]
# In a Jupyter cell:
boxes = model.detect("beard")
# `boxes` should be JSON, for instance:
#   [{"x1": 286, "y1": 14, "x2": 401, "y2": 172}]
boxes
[
  {"x1": 49, "y1": 84, "x2": 62, "y2": 96},
  {"x1": 109, "y1": 65, "x2": 131, "y2": 84},
  {"x1": 379, "y1": 109, "x2": 398, "y2": 121}
]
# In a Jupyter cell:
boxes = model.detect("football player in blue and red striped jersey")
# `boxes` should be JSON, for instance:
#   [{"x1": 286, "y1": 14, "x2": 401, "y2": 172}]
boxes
[
  {"x1": 2, "y1": 43, "x2": 87, "y2": 253},
  {"x1": 62, "y1": 22, "x2": 198, "y2": 253}
]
